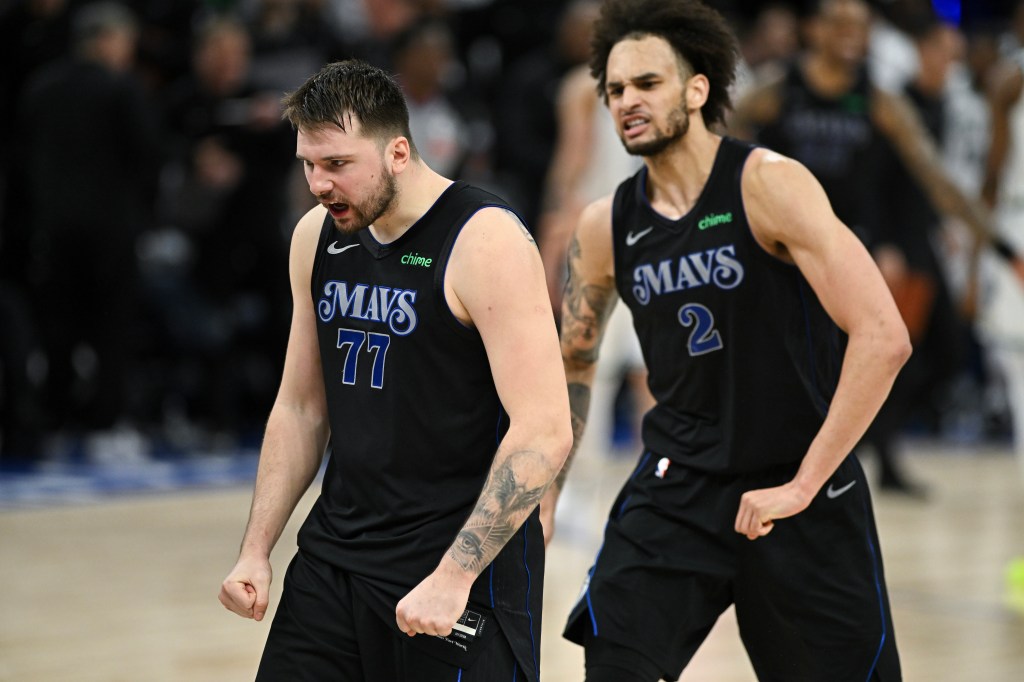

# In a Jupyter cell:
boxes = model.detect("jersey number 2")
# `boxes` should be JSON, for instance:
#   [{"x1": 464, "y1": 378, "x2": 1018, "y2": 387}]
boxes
[
  {"x1": 678, "y1": 303, "x2": 723, "y2": 356},
  {"x1": 336, "y1": 327, "x2": 391, "y2": 389}
]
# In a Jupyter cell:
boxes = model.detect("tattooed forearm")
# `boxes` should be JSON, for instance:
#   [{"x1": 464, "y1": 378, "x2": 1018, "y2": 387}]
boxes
[
  {"x1": 447, "y1": 449, "x2": 552, "y2": 574},
  {"x1": 561, "y1": 236, "x2": 616, "y2": 366},
  {"x1": 552, "y1": 382, "x2": 591, "y2": 493}
]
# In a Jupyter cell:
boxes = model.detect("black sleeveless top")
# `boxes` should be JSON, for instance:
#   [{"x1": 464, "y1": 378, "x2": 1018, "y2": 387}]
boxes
[
  {"x1": 612, "y1": 137, "x2": 843, "y2": 474},
  {"x1": 757, "y1": 61, "x2": 886, "y2": 242},
  {"x1": 298, "y1": 182, "x2": 543, "y2": 618}
]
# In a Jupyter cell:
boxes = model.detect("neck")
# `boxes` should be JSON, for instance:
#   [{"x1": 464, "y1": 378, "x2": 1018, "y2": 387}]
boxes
[
  {"x1": 642, "y1": 125, "x2": 721, "y2": 220},
  {"x1": 368, "y1": 160, "x2": 453, "y2": 243}
]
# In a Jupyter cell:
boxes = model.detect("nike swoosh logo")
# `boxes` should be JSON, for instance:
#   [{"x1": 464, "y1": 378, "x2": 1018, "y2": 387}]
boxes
[
  {"x1": 327, "y1": 242, "x2": 358, "y2": 255},
  {"x1": 625, "y1": 226, "x2": 654, "y2": 246},
  {"x1": 826, "y1": 480, "x2": 857, "y2": 499}
]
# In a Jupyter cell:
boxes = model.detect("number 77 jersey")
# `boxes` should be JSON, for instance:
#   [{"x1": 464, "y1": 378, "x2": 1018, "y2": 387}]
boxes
[
  {"x1": 611, "y1": 137, "x2": 843, "y2": 475},
  {"x1": 304, "y1": 182, "x2": 527, "y2": 601}
]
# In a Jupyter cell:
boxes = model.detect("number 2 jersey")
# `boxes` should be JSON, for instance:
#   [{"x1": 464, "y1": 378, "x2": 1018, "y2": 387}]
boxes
[
  {"x1": 612, "y1": 137, "x2": 843, "y2": 474},
  {"x1": 297, "y1": 182, "x2": 544, "y2": 644}
]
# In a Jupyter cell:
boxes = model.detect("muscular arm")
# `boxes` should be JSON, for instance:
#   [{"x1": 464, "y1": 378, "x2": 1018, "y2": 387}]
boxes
[
  {"x1": 219, "y1": 206, "x2": 330, "y2": 620},
  {"x1": 395, "y1": 208, "x2": 572, "y2": 636},
  {"x1": 539, "y1": 197, "x2": 620, "y2": 544},
  {"x1": 735, "y1": 150, "x2": 912, "y2": 539}
]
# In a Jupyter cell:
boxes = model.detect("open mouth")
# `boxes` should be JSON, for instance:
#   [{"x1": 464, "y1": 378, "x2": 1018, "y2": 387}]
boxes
[
  {"x1": 622, "y1": 115, "x2": 649, "y2": 137},
  {"x1": 328, "y1": 202, "x2": 349, "y2": 218}
]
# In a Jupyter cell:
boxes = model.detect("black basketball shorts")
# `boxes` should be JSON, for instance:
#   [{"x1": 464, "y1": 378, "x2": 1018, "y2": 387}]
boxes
[
  {"x1": 564, "y1": 451, "x2": 901, "y2": 681},
  {"x1": 257, "y1": 550, "x2": 531, "y2": 682}
]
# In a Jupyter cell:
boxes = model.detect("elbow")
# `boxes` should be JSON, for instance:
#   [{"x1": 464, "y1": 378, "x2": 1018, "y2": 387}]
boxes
[
  {"x1": 542, "y1": 412, "x2": 575, "y2": 473},
  {"x1": 540, "y1": 413, "x2": 574, "y2": 472},
  {"x1": 886, "y1": 323, "x2": 913, "y2": 373}
]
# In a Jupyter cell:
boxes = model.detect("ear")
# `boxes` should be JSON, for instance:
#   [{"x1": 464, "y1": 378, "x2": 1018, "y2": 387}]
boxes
[
  {"x1": 686, "y1": 73, "x2": 710, "y2": 111},
  {"x1": 386, "y1": 136, "x2": 412, "y2": 174}
]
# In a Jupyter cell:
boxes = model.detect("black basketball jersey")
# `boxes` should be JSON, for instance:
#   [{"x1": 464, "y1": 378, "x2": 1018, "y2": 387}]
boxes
[
  {"x1": 757, "y1": 61, "x2": 885, "y2": 240},
  {"x1": 612, "y1": 137, "x2": 843, "y2": 474},
  {"x1": 297, "y1": 182, "x2": 544, "y2": 622}
]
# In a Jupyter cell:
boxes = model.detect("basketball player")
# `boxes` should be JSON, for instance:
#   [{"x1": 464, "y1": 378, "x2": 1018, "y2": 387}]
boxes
[
  {"x1": 218, "y1": 60, "x2": 572, "y2": 681},
  {"x1": 545, "y1": 1, "x2": 908, "y2": 679},
  {"x1": 733, "y1": 0, "x2": 1023, "y2": 495},
  {"x1": 980, "y1": 1, "x2": 1024, "y2": 485}
]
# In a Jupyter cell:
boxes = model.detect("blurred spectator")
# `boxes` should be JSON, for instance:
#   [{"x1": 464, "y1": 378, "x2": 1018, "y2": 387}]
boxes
[
  {"x1": 390, "y1": 19, "x2": 491, "y2": 180},
  {"x1": 868, "y1": 20, "x2": 969, "y2": 485},
  {"x1": 732, "y1": 0, "x2": 1012, "y2": 494},
  {"x1": 935, "y1": 25, "x2": 1005, "y2": 439},
  {"x1": 0, "y1": 0, "x2": 73, "y2": 284},
  {"x1": 998, "y1": 0, "x2": 1024, "y2": 55},
  {"x1": 323, "y1": 0, "x2": 434, "y2": 66},
  {"x1": 976, "y1": 0, "x2": 1024, "y2": 592},
  {"x1": 492, "y1": 0, "x2": 600, "y2": 231},
  {"x1": 534, "y1": 62, "x2": 651, "y2": 475},
  {"x1": 242, "y1": 0, "x2": 347, "y2": 92},
  {"x1": 0, "y1": 284, "x2": 46, "y2": 461},
  {"x1": 536, "y1": 64, "x2": 640, "y2": 307},
  {"x1": 978, "y1": 0, "x2": 1024, "y2": 482},
  {"x1": 732, "y1": 2, "x2": 800, "y2": 101},
  {"x1": 868, "y1": 0, "x2": 932, "y2": 93},
  {"x1": 154, "y1": 15, "x2": 294, "y2": 440},
  {"x1": 16, "y1": 1, "x2": 162, "y2": 455}
]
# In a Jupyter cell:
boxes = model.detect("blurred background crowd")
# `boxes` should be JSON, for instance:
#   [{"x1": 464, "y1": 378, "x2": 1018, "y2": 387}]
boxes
[{"x1": 1, "y1": 0, "x2": 1022, "y2": 490}]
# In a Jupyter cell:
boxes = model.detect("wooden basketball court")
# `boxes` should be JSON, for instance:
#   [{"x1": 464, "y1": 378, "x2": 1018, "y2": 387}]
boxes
[{"x1": 2, "y1": 443, "x2": 1023, "y2": 681}]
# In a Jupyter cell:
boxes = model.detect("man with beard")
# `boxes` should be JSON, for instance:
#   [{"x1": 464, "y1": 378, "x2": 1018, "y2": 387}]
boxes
[
  {"x1": 218, "y1": 60, "x2": 571, "y2": 682},
  {"x1": 540, "y1": 1, "x2": 908, "y2": 680},
  {"x1": 732, "y1": 0, "x2": 1024, "y2": 495}
]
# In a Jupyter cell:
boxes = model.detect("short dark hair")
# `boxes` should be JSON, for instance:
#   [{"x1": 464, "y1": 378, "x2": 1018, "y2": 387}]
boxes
[
  {"x1": 590, "y1": 0, "x2": 739, "y2": 127},
  {"x1": 282, "y1": 60, "x2": 417, "y2": 154}
]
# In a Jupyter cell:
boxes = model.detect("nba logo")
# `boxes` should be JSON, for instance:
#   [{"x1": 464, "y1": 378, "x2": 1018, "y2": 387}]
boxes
[{"x1": 655, "y1": 457, "x2": 670, "y2": 479}]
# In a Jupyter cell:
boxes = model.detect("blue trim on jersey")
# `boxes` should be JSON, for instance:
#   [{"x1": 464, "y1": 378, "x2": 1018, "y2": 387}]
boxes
[
  {"x1": 585, "y1": 524, "x2": 609, "y2": 637},
  {"x1": 797, "y1": 279, "x2": 830, "y2": 415},
  {"x1": 489, "y1": 563, "x2": 495, "y2": 609},
  {"x1": 522, "y1": 519, "x2": 540, "y2": 679},
  {"x1": 617, "y1": 495, "x2": 633, "y2": 518},
  {"x1": 862, "y1": 496, "x2": 887, "y2": 680},
  {"x1": 585, "y1": 562, "x2": 600, "y2": 636},
  {"x1": 456, "y1": 669, "x2": 462, "y2": 681},
  {"x1": 585, "y1": 452, "x2": 650, "y2": 637},
  {"x1": 512, "y1": 662, "x2": 517, "y2": 681}
]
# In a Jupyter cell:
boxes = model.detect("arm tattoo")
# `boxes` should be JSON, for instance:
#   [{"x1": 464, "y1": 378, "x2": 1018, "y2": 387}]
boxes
[
  {"x1": 503, "y1": 208, "x2": 536, "y2": 245},
  {"x1": 448, "y1": 449, "x2": 550, "y2": 574},
  {"x1": 561, "y1": 235, "x2": 616, "y2": 365},
  {"x1": 552, "y1": 382, "x2": 591, "y2": 493}
]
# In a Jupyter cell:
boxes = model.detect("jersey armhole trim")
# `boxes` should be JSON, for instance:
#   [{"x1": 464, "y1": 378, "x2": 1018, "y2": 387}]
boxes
[{"x1": 432, "y1": 202, "x2": 524, "y2": 339}]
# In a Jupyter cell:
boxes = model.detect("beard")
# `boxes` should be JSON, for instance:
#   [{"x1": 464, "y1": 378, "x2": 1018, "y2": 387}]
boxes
[
  {"x1": 623, "y1": 100, "x2": 691, "y2": 157},
  {"x1": 332, "y1": 164, "x2": 399, "y2": 234}
]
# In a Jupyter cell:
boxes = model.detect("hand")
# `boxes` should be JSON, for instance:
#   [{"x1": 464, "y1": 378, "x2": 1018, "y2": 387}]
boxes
[
  {"x1": 734, "y1": 482, "x2": 812, "y2": 541},
  {"x1": 219, "y1": 554, "x2": 273, "y2": 621},
  {"x1": 395, "y1": 559, "x2": 474, "y2": 638}
]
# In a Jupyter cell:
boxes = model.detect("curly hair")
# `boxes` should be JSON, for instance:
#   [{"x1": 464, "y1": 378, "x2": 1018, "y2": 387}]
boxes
[
  {"x1": 590, "y1": 0, "x2": 739, "y2": 127},
  {"x1": 281, "y1": 60, "x2": 417, "y2": 155}
]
